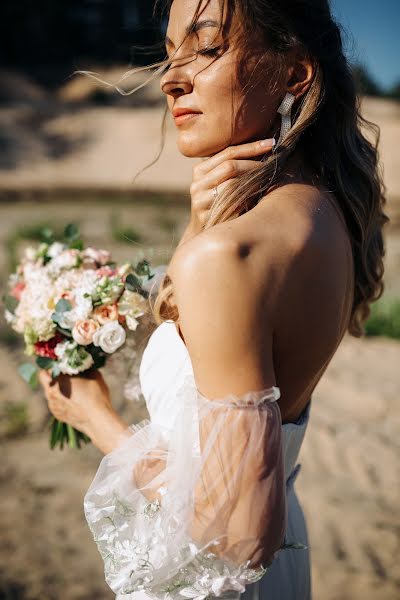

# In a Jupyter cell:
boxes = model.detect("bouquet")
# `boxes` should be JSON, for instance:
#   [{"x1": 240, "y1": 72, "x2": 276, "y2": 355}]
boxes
[{"x1": 3, "y1": 224, "x2": 155, "y2": 449}]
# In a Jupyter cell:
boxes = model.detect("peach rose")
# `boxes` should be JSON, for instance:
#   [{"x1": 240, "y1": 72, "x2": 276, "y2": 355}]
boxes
[
  {"x1": 72, "y1": 319, "x2": 100, "y2": 346},
  {"x1": 83, "y1": 247, "x2": 111, "y2": 266},
  {"x1": 93, "y1": 304, "x2": 119, "y2": 325}
]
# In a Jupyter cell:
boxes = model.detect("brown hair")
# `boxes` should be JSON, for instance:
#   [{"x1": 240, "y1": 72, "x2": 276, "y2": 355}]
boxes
[{"x1": 81, "y1": 0, "x2": 390, "y2": 338}]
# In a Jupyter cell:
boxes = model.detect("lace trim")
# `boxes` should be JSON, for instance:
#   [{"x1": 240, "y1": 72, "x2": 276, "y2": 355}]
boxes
[{"x1": 85, "y1": 490, "x2": 307, "y2": 600}]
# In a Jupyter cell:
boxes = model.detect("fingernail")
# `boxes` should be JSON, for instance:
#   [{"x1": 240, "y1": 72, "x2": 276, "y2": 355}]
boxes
[{"x1": 260, "y1": 138, "x2": 275, "y2": 147}]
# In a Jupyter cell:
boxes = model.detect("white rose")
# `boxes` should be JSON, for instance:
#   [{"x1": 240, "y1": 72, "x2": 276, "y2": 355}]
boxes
[
  {"x1": 47, "y1": 249, "x2": 80, "y2": 275},
  {"x1": 47, "y1": 242, "x2": 65, "y2": 258},
  {"x1": 92, "y1": 321, "x2": 126, "y2": 354},
  {"x1": 118, "y1": 290, "x2": 147, "y2": 316},
  {"x1": 25, "y1": 246, "x2": 38, "y2": 262}
]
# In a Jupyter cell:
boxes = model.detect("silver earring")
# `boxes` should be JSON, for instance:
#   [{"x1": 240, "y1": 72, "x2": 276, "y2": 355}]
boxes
[{"x1": 273, "y1": 92, "x2": 296, "y2": 151}]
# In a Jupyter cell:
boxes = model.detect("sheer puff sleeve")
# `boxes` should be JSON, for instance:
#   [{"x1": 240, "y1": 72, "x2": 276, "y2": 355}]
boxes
[{"x1": 84, "y1": 373, "x2": 305, "y2": 600}]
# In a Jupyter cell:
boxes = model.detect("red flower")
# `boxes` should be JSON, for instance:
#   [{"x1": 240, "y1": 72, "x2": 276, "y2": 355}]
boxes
[{"x1": 34, "y1": 333, "x2": 64, "y2": 360}]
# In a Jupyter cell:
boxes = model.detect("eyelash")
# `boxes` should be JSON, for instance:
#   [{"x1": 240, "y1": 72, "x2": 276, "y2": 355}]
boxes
[
  {"x1": 198, "y1": 46, "x2": 222, "y2": 57},
  {"x1": 165, "y1": 45, "x2": 222, "y2": 67}
]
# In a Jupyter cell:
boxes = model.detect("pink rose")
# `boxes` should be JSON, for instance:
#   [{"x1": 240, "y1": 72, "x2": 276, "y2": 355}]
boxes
[
  {"x1": 97, "y1": 266, "x2": 117, "y2": 277},
  {"x1": 93, "y1": 304, "x2": 119, "y2": 325},
  {"x1": 72, "y1": 319, "x2": 100, "y2": 345},
  {"x1": 11, "y1": 282, "x2": 25, "y2": 301}
]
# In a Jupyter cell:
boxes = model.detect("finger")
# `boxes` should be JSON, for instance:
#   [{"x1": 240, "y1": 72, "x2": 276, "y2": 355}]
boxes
[
  {"x1": 190, "y1": 178, "x2": 233, "y2": 213},
  {"x1": 38, "y1": 369, "x2": 51, "y2": 388},
  {"x1": 200, "y1": 159, "x2": 264, "y2": 191},
  {"x1": 194, "y1": 138, "x2": 275, "y2": 178}
]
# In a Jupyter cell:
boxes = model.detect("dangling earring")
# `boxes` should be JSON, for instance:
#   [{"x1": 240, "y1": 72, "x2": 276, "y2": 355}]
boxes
[{"x1": 273, "y1": 92, "x2": 296, "y2": 151}]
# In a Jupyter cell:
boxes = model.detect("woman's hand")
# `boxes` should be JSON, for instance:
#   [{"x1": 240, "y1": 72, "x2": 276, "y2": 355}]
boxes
[
  {"x1": 38, "y1": 369, "x2": 112, "y2": 435},
  {"x1": 39, "y1": 369, "x2": 129, "y2": 454},
  {"x1": 189, "y1": 137, "x2": 275, "y2": 231}
]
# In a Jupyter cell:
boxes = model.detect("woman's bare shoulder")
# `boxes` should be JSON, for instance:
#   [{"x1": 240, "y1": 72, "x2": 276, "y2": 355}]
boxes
[{"x1": 169, "y1": 181, "x2": 352, "y2": 320}]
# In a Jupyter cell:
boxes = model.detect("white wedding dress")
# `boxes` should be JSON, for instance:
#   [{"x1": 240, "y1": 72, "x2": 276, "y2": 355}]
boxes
[{"x1": 84, "y1": 317, "x2": 312, "y2": 600}]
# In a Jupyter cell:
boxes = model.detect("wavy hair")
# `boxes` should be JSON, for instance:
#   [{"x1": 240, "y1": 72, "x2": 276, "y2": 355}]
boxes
[{"x1": 82, "y1": 0, "x2": 390, "y2": 337}]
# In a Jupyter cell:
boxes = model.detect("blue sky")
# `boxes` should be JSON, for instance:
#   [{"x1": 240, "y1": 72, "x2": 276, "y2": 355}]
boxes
[{"x1": 330, "y1": 0, "x2": 399, "y2": 90}]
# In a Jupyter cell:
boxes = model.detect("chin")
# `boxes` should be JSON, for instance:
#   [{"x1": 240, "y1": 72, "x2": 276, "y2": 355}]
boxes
[{"x1": 176, "y1": 136, "x2": 231, "y2": 158}]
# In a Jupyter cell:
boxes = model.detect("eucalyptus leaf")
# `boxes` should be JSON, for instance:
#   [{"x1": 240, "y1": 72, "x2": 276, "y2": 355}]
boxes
[
  {"x1": 51, "y1": 363, "x2": 61, "y2": 379},
  {"x1": 40, "y1": 227, "x2": 55, "y2": 243},
  {"x1": 18, "y1": 363, "x2": 39, "y2": 389},
  {"x1": 55, "y1": 325, "x2": 72, "y2": 338},
  {"x1": 125, "y1": 273, "x2": 142, "y2": 293},
  {"x1": 36, "y1": 356, "x2": 54, "y2": 370},
  {"x1": 64, "y1": 223, "x2": 79, "y2": 240},
  {"x1": 54, "y1": 298, "x2": 72, "y2": 313},
  {"x1": 4, "y1": 295, "x2": 18, "y2": 314}
]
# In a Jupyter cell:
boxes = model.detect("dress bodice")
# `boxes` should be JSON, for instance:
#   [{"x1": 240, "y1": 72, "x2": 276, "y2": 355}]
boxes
[{"x1": 139, "y1": 320, "x2": 311, "y2": 491}]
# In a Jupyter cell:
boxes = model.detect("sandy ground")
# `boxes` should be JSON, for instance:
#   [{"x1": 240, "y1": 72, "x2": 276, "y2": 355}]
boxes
[{"x1": 0, "y1": 69, "x2": 399, "y2": 599}]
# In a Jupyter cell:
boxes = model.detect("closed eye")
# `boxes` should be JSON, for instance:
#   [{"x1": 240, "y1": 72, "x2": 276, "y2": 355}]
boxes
[{"x1": 198, "y1": 45, "x2": 222, "y2": 57}]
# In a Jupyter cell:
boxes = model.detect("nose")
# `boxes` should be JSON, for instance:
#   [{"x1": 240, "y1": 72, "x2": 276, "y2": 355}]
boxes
[
  {"x1": 160, "y1": 56, "x2": 194, "y2": 98},
  {"x1": 161, "y1": 77, "x2": 193, "y2": 98}
]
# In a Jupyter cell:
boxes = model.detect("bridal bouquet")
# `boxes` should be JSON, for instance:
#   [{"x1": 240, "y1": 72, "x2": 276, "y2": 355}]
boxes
[{"x1": 3, "y1": 224, "x2": 155, "y2": 449}]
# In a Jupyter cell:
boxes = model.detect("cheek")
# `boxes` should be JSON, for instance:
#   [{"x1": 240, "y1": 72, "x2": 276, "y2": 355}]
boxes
[
  {"x1": 175, "y1": 64, "x2": 276, "y2": 158},
  {"x1": 175, "y1": 68, "x2": 239, "y2": 157}
]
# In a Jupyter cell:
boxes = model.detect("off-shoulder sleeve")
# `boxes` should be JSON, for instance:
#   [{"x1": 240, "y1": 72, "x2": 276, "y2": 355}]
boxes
[{"x1": 84, "y1": 373, "x2": 304, "y2": 600}]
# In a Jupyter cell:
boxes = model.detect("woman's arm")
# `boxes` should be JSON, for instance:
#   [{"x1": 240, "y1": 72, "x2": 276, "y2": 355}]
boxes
[{"x1": 83, "y1": 404, "x2": 130, "y2": 455}]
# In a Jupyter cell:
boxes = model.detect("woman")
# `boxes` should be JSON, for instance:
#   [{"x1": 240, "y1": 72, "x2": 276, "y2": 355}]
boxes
[{"x1": 39, "y1": 0, "x2": 389, "y2": 599}]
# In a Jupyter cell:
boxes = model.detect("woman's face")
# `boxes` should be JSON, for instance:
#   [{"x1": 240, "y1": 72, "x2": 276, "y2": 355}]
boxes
[{"x1": 160, "y1": 0, "x2": 283, "y2": 158}]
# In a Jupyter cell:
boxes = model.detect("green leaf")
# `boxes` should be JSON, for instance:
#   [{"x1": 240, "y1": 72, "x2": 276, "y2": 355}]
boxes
[
  {"x1": 4, "y1": 295, "x2": 18, "y2": 314},
  {"x1": 40, "y1": 227, "x2": 55, "y2": 244},
  {"x1": 135, "y1": 259, "x2": 152, "y2": 277},
  {"x1": 64, "y1": 223, "x2": 80, "y2": 242},
  {"x1": 18, "y1": 363, "x2": 39, "y2": 389},
  {"x1": 51, "y1": 363, "x2": 61, "y2": 379},
  {"x1": 36, "y1": 356, "x2": 54, "y2": 370},
  {"x1": 54, "y1": 298, "x2": 72, "y2": 313},
  {"x1": 55, "y1": 325, "x2": 72, "y2": 338},
  {"x1": 51, "y1": 312, "x2": 62, "y2": 325},
  {"x1": 68, "y1": 238, "x2": 84, "y2": 250},
  {"x1": 125, "y1": 273, "x2": 142, "y2": 293},
  {"x1": 86, "y1": 344, "x2": 107, "y2": 370}
]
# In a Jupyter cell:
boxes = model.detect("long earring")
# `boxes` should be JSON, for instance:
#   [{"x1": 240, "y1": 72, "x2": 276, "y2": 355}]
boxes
[{"x1": 273, "y1": 92, "x2": 296, "y2": 151}]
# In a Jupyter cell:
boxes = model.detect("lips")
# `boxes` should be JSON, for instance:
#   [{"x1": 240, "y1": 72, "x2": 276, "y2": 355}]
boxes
[
  {"x1": 173, "y1": 108, "x2": 202, "y2": 126},
  {"x1": 172, "y1": 107, "x2": 202, "y2": 118}
]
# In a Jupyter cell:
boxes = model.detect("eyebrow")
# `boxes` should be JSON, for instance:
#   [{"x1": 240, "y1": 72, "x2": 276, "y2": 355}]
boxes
[{"x1": 165, "y1": 19, "x2": 220, "y2": 48}]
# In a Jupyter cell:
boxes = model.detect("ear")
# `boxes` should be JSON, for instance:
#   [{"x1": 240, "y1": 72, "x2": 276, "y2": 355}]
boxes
[{"x1": 285, "y1": 50, "x2": 315, "y2": 100}]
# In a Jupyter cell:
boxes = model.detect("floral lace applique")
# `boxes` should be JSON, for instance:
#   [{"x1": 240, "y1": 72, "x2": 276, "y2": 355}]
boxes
[{"x1": 87, "y1": 490, "x2": 306, "y2": 600}]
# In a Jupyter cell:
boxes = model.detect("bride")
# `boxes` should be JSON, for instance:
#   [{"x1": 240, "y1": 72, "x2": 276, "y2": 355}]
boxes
[{"x1": 39, "y1": 0, "x2": 388, "y2": 598}]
